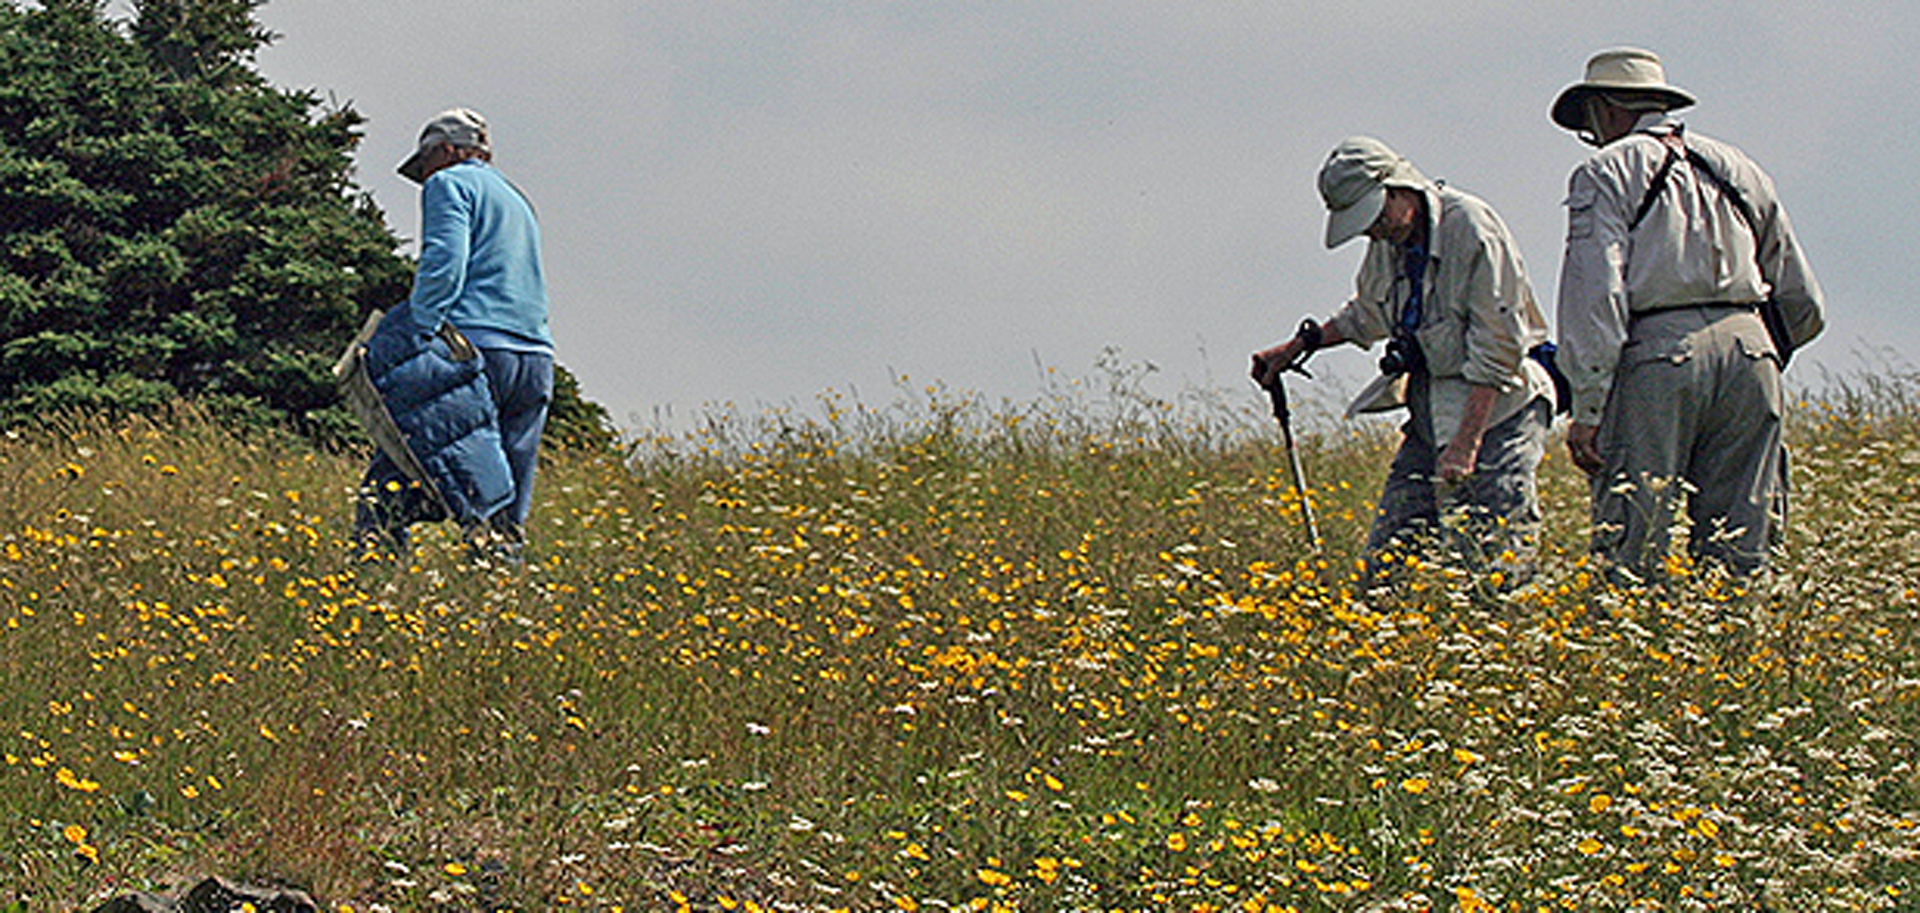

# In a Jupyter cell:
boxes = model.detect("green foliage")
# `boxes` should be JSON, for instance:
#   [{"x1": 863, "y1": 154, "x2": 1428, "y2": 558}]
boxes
[
  {"x1": 0, "y1": 0, "x2": 607, "y2": 449},
  {"x1": 544, "y1": 363, "x2": 618, "y2": 453},
  {"x1": 0, "y1": 0, "x2": 409, "y2": 441},
  {"x1": 130, "y1": 0, "x2": 276, "y2": 86}
]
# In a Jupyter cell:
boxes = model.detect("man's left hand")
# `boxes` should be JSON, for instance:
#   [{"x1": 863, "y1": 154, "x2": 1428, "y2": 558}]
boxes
[
  {"x1": 1567, "y1": 422, "x2": 1603, "y2": 476},
  {"x1": 1441, "y1": 384, "x2": 1499, "y2": 484}
]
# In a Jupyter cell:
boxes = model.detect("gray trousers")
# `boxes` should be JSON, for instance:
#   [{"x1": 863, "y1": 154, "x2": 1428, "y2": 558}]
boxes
[
  {"x1": 1593, "y1": 306, "x2": 1783, "y2": 579},
  {"x1": 1368, "y1": 374, "x2": 1550, "y2": 571}
]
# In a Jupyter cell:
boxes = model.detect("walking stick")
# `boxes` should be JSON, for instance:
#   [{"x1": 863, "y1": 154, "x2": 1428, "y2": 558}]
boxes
[{"x1": 1262, "y1": 319, "x2": 1322, "y2": 552}]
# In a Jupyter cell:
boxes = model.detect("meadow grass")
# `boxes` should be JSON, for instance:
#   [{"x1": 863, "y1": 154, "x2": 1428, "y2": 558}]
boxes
[{"x1": 0, "y1": 373, "x2": 1915, "y2": 912}]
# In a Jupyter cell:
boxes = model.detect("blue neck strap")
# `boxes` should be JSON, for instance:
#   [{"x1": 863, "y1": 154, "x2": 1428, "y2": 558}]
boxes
[{"x1": 1399, "y1": 240, "x2": 1429, "y2": 334}]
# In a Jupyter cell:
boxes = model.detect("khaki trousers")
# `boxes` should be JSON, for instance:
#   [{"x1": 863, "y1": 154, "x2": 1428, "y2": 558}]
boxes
[
  {"x1": 1367, "y1": 373, "x2": 1550, "y2": 572},
  {"x1": 1593, "y1": 306, "x2": 1783, "y2": 579}
]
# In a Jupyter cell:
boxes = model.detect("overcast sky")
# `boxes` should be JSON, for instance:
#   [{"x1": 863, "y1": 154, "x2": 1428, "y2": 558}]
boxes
[{"x1": 246, "y1": 1, "x2": 1918, "y2": 434}]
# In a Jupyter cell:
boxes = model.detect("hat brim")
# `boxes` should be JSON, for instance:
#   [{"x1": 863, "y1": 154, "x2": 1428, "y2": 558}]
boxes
[
  {"x1": 1324, "y1": 183, "x2": 1385, "y2": 249},
  {"x1": 1551, "y1": 83, "x2": 1696, "y2": 131},
  {"x1": 398, "y1": 147, "x2": 431, "y2": 184}
]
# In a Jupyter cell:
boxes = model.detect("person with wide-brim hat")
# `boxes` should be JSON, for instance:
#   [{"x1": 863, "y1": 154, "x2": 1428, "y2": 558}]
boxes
[
  {"x1": 1549, "y1": 47, "x2": 1696, "y2": 141},
  {"x1": 1549, "y1": 48, "x2": 1825, "y2": 582}
]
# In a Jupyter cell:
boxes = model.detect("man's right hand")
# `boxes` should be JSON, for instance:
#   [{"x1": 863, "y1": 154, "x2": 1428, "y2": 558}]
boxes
[
  {"x1": 1250, "y1": 339, "x2": 1305, "y2": 389},
  {"x1": 1567, "y1": 422, "x2": 1604, "y2": 476}
]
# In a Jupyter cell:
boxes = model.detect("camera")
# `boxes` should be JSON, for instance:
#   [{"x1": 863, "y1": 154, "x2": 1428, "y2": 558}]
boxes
[{"x1": 1379, "y1": 334, "x2": 1425, "y2": 376}]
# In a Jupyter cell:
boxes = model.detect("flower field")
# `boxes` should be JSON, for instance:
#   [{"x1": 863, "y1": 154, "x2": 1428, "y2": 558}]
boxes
[{"x1": 0, "y1": 378, "x2": 1916, "y2": 911}]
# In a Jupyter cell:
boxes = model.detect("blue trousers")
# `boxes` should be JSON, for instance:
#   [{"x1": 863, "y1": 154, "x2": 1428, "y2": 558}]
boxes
[
  {"x1": 481, "y1": 348, "x2": 554, "y2": 537},
  {"x1": 355, "y1": 348, "x2": 552, "y2": 549}
]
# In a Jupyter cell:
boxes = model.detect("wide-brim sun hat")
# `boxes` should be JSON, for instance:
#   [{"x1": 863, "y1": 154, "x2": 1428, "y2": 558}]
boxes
[
  {"x1": 398, "y1": 107, "x2": 491, "y2": 183},
  {"x1": 1551, "y1": 47, "x2": 1696, "y2": 131},
  {"x1": 1318, "y1": 136, "x2": 1427, "y2": 249}
]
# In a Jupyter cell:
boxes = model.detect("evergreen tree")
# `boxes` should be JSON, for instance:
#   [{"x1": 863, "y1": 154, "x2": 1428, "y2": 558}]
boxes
[{"x1": 0, "y1": 0, "x2": 613, "y2": 449}]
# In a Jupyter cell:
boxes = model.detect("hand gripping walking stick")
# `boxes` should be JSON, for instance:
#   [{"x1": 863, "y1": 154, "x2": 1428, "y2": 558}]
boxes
[{"x1": 1262, "y1": 319, "x2": 1322, "y2": 552}]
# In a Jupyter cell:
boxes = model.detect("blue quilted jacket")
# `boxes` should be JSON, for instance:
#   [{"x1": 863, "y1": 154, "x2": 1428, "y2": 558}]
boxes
[{"x1": 362, "y1": 302, "x2": 514, "y2": 526}]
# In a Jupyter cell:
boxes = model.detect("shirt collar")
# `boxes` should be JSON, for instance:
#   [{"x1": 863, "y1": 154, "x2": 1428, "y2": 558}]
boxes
[{"x1": 1633, "y1": 111, "x2": 1684, "y2": 137}]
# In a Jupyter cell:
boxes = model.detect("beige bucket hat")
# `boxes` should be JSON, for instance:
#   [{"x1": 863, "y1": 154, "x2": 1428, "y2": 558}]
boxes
[
  {"x1": 1551, "y1": 47, "x2": 1696, "y2": 131},
  {"x1": 398, "y1": 108, "x2": 491, "y2": 183},
  {"x1": 1318, "y1": 136, "x2": 1429, "y2": 249}
]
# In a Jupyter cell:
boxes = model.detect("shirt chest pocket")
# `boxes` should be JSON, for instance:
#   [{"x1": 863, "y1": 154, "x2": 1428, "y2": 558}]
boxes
[{"x1": 1414, "y1": 306, "x2": 1467, "y2": 377}]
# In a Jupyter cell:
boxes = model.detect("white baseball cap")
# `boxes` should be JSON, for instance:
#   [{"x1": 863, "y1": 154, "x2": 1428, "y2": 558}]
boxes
[
  {"x1": 1317, "y1": 136, "x2": 1428, "y2": 249},
  {"x1": 398, "y1": 107, "x2": 490, "y2": 183}
]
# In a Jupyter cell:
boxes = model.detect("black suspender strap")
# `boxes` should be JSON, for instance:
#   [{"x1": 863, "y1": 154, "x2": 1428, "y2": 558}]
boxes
[
  {"x1": 1623, "y1": 130, "x2": 1796, "y2": 367},
  {"x1": 1629, "y1": 141, "x2": 1685, "y2": 233},
  {"x1": 1685, "y1": 147, "x2": 1759, "y2": 231},
  {"x1": 1628, "y1": 130, "x2": 1759, "y2": 235}
]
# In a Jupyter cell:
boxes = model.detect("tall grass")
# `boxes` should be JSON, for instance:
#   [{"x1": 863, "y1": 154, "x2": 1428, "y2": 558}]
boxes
[{"x1": 0, "y1": 371, "x2": 1914, "y2": 911}]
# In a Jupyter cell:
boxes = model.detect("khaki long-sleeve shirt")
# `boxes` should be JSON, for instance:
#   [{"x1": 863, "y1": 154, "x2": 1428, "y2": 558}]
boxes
[
  {"x1": 1555, "y1": 114, "x2": 1826, "y2": 424},
  {"x1": 1325, "y1": 182, "x2": 1552, "y2": 446}
]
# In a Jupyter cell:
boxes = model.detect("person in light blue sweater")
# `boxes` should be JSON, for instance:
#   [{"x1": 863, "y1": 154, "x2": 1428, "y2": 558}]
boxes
[{"x1": 378, "y1": 107, "x2": 554, "y2": 557}]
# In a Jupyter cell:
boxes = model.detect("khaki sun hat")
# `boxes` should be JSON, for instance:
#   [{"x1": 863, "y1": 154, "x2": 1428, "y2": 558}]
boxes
[
  {"x1": 1551, "y1": 47, "x2": 1696, "y2": 132},
  {"x1": 398, "y1": 107, "x2": 491, "y2": 184},
  {"x1": 1318, "y1": 136, "x2": 1428, "y2": 249}
]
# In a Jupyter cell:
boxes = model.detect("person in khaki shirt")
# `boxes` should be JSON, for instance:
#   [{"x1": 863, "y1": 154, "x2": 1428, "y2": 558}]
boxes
[
  {"x1": 1552, "y1": 48, "x2": 1824, "y2": 580},
  {"x1": 1253, "y1": 137, "x2": 1553, "y2": 577}
]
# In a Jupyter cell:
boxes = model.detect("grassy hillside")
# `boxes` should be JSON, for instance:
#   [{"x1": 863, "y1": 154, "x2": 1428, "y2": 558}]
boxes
[{"x1": 0, "y1": 377, "x2": 1915, "y2": 911}]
